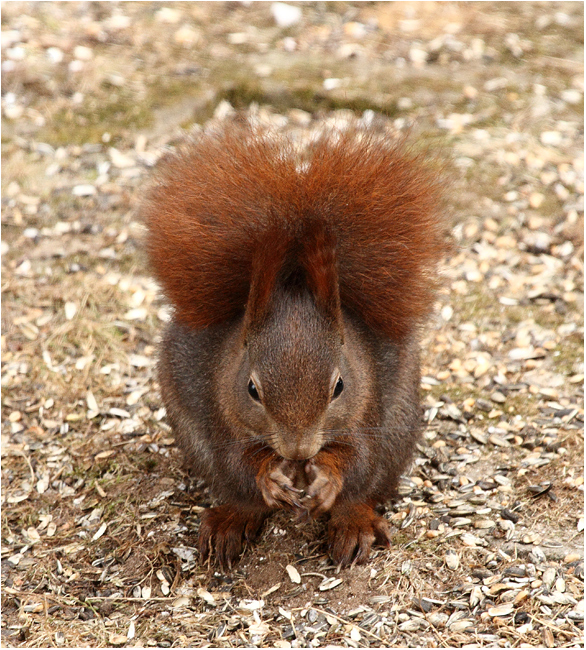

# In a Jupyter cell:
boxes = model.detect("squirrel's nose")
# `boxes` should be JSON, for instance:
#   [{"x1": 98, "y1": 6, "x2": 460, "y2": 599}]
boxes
[{"x1": 278, "y1": 437, "x2": 321, "y2": 461}]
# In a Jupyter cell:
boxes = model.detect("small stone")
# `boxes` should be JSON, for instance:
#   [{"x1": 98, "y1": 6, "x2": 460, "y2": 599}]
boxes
[
  {"x1": 282, "y1": 36, "x2": 296, "y2": 52},
  {"x1": 271, "y1": 3, "x2": 302, "y2": 28},
  {"x1": 4, "y1": 104, "x2": 23, "y2": 119},
  {"x1": 323, "y1": 78, "x2": 342, "y2": 91},
  {"x1": 2, "y1": 30, "x2": 22, "y2": 48},
  {"x1": 288, "y1": 109, "x2": 311, "y2": 126},
  {"x1": 540, "y1": 131, "x2": 563, "y2": 146},
  {"x1": 397, "y1": 97, "x2": 413, "y2": 110},
  {"x1": 529, "y1": 192, "x2": 545, "y2": 208},
  {"x1": 409, "y1": 46, "x2": 428, "y2": 66},
  {"x1": 524, "y1": 231, "x2": 551, "y2": 253},
  {"x1": 65, "y1": 301, "x2": 78, "y2": 320},
  {"x1": 508, "y1": 347, "x2": 538, "y2": 360},
  {"x1": 105, "y1": 14, "x2": 131, "y2": 30},
  {"x1": 474, "y1": 360, "x2": 491, "y2": 378},
  {"x1": 7, "y1": 45, "x2": 25, "y2": 60},
  {"x1": 109, "y1": 148, "x2": 135, "y2": 169},
  {"x1": 106, "y1": 73, "x2": 125, "y2": 87},
  {"x1": 214, "y1": 101, "x2": 235, "y2": 120},
  {"x1": 174, "y1": 26, "x2": 200, "y2": 46},
  {"x1": 452, "y1": 517, "x2": 472, "y2": 528},
  {"x1": 72, "y1": 184, "x2": 96, "y2": 197},
  {"x1": 561, "y1": 89, "x2": 582, "y2": 104},
  {"x1": 74, "y1": 45, "x2": 93, "y2": 60},
  {"x1": 46, "y1": 46, "x2": 64, "y2": 63},
  {"x1": 156, "y1": 7, "x2": 182, "y2": 23},
  {"x1": 491, "y1": 390, "x2": 506, "y2": 403}
]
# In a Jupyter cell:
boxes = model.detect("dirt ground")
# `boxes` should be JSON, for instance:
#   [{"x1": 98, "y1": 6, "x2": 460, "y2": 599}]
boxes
[{"x1": 1, "y1": 2, "x2": 584, "y2": 648}]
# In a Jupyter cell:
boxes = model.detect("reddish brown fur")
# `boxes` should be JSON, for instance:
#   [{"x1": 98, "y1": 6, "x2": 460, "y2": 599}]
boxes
[
  {"x1": 144, "y1": 120, "x2": 450, "y2": 568},
  {"x1": 143, "y1": 122, "x2": 448, "y2": 341}
]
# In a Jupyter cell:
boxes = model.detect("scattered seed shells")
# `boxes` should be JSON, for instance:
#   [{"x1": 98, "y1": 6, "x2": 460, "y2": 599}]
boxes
[{"x1": 285, "y1": 564, "x2": 301, "y2": 584}]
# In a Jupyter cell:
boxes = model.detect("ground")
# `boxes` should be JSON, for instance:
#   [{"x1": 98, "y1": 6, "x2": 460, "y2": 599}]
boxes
[{"x1": 1, "y1": 2, "x2": 584, "y2": 648}]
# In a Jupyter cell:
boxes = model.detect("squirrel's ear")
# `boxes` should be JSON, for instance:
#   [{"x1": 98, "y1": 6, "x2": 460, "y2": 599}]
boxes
[
  {"x1": 243, "y1": 232, "x2": 290, "y2": 335},
  {"x1": 303, "y1": 224, "x2": 343, "y2": 335}
]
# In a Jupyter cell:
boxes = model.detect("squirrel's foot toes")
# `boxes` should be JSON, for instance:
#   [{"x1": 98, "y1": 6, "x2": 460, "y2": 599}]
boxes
[
  {"x1": 257, "y1": 458, "x2": 302, "y2": 510},
  {"x1": 198, "y1": 505, "x2": 268, "y2": 569},
  {"x1": 327, "y1": 503, "x2": 392, "y2": 567}
]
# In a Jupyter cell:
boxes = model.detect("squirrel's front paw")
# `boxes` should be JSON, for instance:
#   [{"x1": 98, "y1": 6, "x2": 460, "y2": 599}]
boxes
[
  {"x1": 256, "y1": 458, "x2": 303, "y2": 510},
  {"x1": 304, "y1": 459, "x2": 343, "y2": 516}
]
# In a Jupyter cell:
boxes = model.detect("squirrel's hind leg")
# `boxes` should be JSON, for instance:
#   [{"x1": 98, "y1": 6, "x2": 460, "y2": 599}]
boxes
[
  {"x1": 198, "y1": 505, "x2": 270, "y2": 569},
  {"x1": 327, "y1": 502, "x2": 392, "y2": 566}
]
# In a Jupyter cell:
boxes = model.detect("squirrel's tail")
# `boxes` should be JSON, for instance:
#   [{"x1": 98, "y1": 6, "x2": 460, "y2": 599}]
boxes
[{"x1": 142, "y1": 121, "x2": 450, "y2": 340}]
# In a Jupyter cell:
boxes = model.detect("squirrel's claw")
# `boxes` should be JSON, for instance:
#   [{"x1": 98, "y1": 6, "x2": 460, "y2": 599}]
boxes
[
  {"x1": 327, "y1": 502, "x2": 393, "y2": 567},
  {"x1": 198, "y1": 505, "x2": 268, "y2": 570}
]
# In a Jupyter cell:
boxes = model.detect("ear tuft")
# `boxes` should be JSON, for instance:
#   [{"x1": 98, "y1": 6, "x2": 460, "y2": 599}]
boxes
[
  {"x1": 244, "y1": 230, "x2": 292, "y2": 333},
  {"x1": 302, "y1": 223, "x2": 341, "y2": 327}
]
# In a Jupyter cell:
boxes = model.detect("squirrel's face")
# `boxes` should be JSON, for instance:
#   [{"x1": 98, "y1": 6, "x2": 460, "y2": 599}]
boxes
[{"x1": 224, "y1": 289, "x2": 368, "y2": 461}]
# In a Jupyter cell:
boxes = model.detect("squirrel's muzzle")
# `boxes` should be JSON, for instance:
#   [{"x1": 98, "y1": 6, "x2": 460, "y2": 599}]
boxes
[{"x1": 276, "y1": 436, "x2": 322, "y2": 461}]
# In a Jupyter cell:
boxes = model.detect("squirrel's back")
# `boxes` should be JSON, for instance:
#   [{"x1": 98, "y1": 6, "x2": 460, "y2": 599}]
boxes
[{"x1": 142, "y1": 121, "x2": 448, "y2": 341}]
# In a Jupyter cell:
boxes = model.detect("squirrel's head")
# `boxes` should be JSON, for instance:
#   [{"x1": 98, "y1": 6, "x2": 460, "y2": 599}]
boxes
[
  {"x1": 224, "y1": 283, "x2": 372, "y2": 461},
  {"x1": 219, "y1": 230, "x2": 374, "y2": 461}
]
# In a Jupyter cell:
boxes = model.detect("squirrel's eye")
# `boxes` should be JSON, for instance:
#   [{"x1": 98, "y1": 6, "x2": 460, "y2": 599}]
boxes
[
  {"x1": 332, "y1": 377, "x2": 344, "y2": 400},
  {"x1": 248, "y1": 379, "x2": 261, "y2": 402}
]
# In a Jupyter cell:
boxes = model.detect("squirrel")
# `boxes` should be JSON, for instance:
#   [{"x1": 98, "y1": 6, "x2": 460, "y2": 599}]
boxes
[{"x1": 142, "y1": 120, "x2": 449, "y2": 568}]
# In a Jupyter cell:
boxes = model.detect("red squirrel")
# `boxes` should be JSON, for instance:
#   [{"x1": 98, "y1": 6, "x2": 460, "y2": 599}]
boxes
[{"x1": 142, "y1": 120, "x2": 449, "y2": 568}]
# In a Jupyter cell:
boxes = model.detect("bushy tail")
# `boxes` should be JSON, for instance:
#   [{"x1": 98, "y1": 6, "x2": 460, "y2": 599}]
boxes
[{"x1": 142, "y1": 121, "x2": 450, "y2": 340}]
